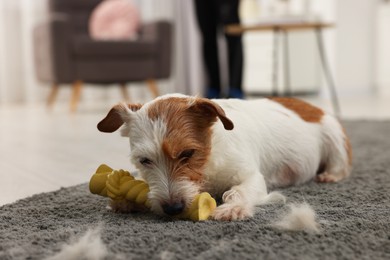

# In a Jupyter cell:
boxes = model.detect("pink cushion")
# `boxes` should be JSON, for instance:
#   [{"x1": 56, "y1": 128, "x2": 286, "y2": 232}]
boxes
[{"x1": 89, "y1": 0, "x2": 140, "y2": 40}]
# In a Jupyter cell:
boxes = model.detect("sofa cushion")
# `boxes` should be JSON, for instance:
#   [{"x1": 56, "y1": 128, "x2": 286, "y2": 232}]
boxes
[
  {"x1": 89, "y1": 0, "x2": 140, "y2": 40},
  {"x1": 72, "y1": 36, "x2": 157, "y2": 58}
]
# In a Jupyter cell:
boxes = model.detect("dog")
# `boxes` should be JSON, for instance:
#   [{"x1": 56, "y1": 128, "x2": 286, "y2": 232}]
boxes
[{"x1": 97, "y1": 94, "x2": 352, "y2": 221}]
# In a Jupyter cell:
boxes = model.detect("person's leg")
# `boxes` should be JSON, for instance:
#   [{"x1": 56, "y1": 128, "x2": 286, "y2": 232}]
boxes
[
  {"x1": 194, "y1": 0, "x2": 221, "y2": 98},
  {"x1": 219, "y1": 0, "x2": 244, "y2": 98}
]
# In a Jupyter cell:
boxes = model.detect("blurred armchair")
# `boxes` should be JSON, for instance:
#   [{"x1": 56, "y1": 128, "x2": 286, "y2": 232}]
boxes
[{"x1": 33, "y1": 0, "x2": 172, "y2": 111}]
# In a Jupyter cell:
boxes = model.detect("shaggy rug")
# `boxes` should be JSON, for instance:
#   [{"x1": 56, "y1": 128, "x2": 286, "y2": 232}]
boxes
[{"x1": 1, "y1": 121, "x2": 389, "y2": 260}]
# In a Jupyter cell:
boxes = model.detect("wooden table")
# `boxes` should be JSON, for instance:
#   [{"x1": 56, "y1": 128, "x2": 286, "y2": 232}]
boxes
[{"x1": 226, "y1": 21, "x2": 340, "y2": 116}]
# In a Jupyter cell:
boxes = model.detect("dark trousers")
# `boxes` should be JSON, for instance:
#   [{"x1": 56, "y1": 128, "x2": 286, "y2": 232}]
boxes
[{"x1": 194, "y1": 0, "x2": 243, "y2": 92}]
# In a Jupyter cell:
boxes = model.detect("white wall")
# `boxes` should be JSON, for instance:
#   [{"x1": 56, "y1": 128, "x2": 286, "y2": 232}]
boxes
[
  {"x1": 334, "y1": 0, "x2": 377, "y2": 95},
  {"x1": 376, "y1": 1, "x2": 390, "y2": 96}
]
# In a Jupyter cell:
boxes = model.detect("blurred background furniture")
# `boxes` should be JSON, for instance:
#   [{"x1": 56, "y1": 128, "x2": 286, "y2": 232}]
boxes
[
  {"x1": 33, "y1": 0, "x2": 172, "y2": 112},
  {"x1": 226, "y1": 20, "x2": 340, "y2": 117}
]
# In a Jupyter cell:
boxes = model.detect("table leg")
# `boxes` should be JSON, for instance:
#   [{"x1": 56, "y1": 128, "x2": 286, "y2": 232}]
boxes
[
  {"x1": 283, "y1": 30, "x2": 291, "y2": 96},
  {"x1": 272, "y1": 29, "x2": 280, "y2": 96},
  {"x1": 315, "y1": 28, "x2": 341, "y2": 117}
]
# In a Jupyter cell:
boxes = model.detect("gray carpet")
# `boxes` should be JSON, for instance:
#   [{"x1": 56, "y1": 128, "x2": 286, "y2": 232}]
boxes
[{"x1": 1, "y1": 121, "x2": 390, "y2": 260}]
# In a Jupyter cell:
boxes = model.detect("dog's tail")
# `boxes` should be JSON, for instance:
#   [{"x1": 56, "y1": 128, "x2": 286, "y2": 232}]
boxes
[{"x1": 318, "y1": 115, "x2": 352, "y2": 182}]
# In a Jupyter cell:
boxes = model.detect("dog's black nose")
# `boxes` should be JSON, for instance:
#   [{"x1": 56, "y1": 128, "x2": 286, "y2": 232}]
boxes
[{"x1": 162, "y1": 202, "x2": 185, "y2": 215}]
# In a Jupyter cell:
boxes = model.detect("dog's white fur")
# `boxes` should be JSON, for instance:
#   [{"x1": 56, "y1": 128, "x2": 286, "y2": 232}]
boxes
[{"x1": 98, "y1": 94, "x2": 351, "y2": 221}]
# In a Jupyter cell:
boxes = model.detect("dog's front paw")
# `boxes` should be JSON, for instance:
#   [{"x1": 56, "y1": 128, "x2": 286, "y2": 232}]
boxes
[
  {"x1": 222, "y1": 188, "x2": 241, "y2": 203},
  {"x1": 315, "y1": 172, "x2": 340, "y2": 183},
  {"x1": 212, "y1": 203, "x2": 253, "y2": 221}
]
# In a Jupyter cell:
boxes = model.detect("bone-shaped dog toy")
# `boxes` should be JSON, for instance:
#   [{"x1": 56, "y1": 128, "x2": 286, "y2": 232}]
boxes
[{"x1": 89, "y1": 164, "x2": 216, "y2": 221}]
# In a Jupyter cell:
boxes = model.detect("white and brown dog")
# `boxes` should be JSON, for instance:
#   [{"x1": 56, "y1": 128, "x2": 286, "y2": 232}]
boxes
[{"x1": 98, "y1": 94, "x2": 352, "y2": 221}]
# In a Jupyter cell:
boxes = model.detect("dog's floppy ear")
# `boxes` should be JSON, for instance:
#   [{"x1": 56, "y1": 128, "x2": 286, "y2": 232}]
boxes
[
  {"x1": 191, "y1": 98, "x2": 234, "y2": 130},
  {"x1": 97, "y1": 103, "x2": 142, "y2": 133}
]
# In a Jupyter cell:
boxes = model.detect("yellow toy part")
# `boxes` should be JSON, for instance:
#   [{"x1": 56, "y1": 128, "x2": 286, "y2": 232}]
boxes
[
  {"x1": 179, "y1": 192, "x2": 217, "y2": 221},
  {"x1": 89, "y1": 164, "x2": 113, "y2": 196},
  {"x1": 89, "y1": 164, "x2": 150, "y2": 207},
  {"x1": 89, "y1": 164, "x2": 217, "y2": 221}
]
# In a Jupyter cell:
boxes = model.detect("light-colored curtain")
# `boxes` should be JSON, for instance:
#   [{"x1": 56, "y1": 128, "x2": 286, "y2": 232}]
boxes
[
  {"x1": 172, "y1": 0, "x2": 204, "y2": 96},
  {"x1": 0, "y1": 0, "x2": 204, "y2": 106},
  {"x1": 134, "y1": 0, "x2": 204, "y2": 96},
  {"x1": 0, "y1": 0, "x2": 48, "y2": 105}
]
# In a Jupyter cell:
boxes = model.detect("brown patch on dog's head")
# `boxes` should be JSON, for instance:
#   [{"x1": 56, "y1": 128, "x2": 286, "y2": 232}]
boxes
[
  {"x1": 269, "y1": 97, "x2": 324, "y2": 123},
  {"x1": 147, "y1": 97, "x2": 233, "y2": 183}
]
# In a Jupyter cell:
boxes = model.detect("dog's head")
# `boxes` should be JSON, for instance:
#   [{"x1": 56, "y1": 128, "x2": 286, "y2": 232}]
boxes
[{"x1": 97, "y1": 94, "x2": 233, "y2": 216}]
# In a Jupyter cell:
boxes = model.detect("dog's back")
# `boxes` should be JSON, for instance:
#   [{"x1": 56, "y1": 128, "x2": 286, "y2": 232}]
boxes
[{"x1": 207, "y1": 97, "x2": 352, "y2": 189}]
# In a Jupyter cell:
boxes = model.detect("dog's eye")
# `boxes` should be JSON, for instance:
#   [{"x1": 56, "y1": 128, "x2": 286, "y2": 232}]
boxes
[
  {"x1": 178, "y1": 149, "x2": 195, "y2": 161},
  {"x1": 139, "y1": 157, "x2": 153, "y2": 167}
]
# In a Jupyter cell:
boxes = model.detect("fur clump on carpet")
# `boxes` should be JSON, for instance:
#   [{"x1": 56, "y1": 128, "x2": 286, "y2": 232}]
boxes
[
  {"x1": 272, "y1": 203, "x2": 320, "y2": 233},
  {"x1": 45, "y1": 227, "x2": 107, "y2": 260},
  {"x1": 0, "y1": 121, "x2": 390, "y2": 260}
]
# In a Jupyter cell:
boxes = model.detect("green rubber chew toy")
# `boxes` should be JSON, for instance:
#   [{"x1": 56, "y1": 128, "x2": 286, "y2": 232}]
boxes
[{"x1": 89, "y1": 164, "x2": 216, "y2": 221}]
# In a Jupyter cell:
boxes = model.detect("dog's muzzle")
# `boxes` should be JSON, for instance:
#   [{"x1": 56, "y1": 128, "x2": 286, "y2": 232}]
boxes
[{"x1": 162, "y1": 202, "x2": 185, "y2": 215}]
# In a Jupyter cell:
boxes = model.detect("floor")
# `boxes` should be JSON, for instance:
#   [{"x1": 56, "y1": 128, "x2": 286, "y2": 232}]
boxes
[{"x1": 1, "y1": 94, "x2": 390, "y2": 206}]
